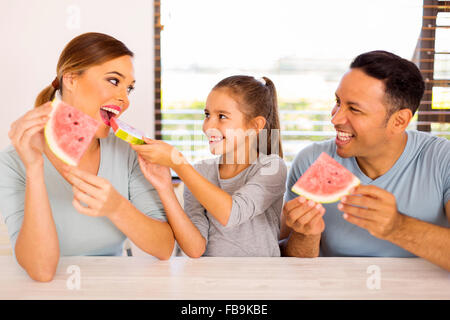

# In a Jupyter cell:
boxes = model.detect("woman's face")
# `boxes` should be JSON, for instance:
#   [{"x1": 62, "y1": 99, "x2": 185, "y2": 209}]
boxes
[{"x1": 62, "y1": 55, "x2": 135, "y2": 138}]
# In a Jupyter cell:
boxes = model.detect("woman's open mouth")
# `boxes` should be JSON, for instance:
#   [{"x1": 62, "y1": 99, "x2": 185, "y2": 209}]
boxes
[{"x1": 99, "y1": 105, "x2": 121, "y2": 126}]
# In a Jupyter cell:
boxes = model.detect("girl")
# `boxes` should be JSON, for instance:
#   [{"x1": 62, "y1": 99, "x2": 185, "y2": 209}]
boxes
[
  {"x1": 132, "y1": 75, "x2": 287, "y2": 257},
  {"x1": 0, "y1": 33, "x2": 174, "y2": 282}
]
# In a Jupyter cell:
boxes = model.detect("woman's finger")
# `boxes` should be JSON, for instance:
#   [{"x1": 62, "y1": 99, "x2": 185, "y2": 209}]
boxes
[
  {"x1": 72, "y1": 198, "x2": 95, "y2": 216},
  {"x1": 66, "y1": 166, "x2": 105, "y2": 188},
  {"x1": 72, "y1": 185, "x2": 100, "y2": 210},
  {"x1": 67, "y1": 174, "x2": 103, "y2": 199}
]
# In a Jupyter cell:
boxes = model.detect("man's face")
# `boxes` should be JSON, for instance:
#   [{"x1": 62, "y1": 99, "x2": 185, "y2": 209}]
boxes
[{"x1": 331, "y1": 68, "x2": 393, "y2": 159}]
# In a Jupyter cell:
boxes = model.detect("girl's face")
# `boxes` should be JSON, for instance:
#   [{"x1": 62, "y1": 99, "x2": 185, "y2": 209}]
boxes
[
  {"x1": 62, "y1": 55, "x2": 135, "y2": 138},
  {"x1": 203, "y1": 88, "x2": 255, "y2": 160}
]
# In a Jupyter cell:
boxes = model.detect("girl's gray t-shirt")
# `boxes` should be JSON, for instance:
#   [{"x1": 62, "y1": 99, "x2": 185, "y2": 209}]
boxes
[{"x1": 183, "y1": 154, "x2": 287, "y2": 257}]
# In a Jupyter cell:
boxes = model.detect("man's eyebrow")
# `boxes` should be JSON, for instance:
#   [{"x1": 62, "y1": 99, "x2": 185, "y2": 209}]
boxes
[{"x1": 106, "y1": 71, "x2": 136, "y2": 84}]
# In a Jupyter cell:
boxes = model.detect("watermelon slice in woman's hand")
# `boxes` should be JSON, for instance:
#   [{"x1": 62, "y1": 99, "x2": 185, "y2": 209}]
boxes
[
  {"x1": 291, "y1": 152, "x2": 360, "y2": 203},
  {"x1": 44, "y1": 97, "x2": 100, "y2": 166}
]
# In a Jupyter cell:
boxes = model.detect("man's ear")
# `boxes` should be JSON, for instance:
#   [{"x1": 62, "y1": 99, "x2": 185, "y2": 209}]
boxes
[
  {"x1": 62, "y1": 72, "x2": 79, "y2": 93},
  {"x1": 390, "y1": 108, "x2": 412, "y2": 133}
]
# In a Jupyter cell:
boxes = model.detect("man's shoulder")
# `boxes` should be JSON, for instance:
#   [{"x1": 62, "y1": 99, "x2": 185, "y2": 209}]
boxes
[{"x1": 406, "y1": 130, "x2": 450, "y2": 162}]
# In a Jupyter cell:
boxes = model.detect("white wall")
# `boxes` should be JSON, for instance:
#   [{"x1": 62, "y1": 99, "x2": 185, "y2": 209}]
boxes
[{"x1": 0, "y1": 0, "x2": 154, "y2": 150}]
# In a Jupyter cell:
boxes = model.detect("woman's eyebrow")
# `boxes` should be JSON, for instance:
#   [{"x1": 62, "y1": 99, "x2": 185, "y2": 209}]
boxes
[
  {"x1": 106, "y1": 71, "x2": 125, "y2": 78},
  {"x1": 106, "y1": 71, "x2": 136, "y2": 84}
]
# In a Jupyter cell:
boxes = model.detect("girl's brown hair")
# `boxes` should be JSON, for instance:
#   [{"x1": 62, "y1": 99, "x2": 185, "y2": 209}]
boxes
[
  {"x1": 212, "y1": 75, "x2": 283, "y2": 158},
  {"x1": 35, "y1": 32, "x2": 134, "y2": 107}
]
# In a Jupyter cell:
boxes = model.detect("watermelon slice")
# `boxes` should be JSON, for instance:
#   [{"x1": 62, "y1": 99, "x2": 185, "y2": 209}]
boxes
[
  {"x1": 291, "y1": 152, "x2": 360, "y2": 203},
  {"x1": 110, "y1": 117, "x2": 146, "y2": 145},
  {"x1": 44, "y1": 97, "x2": 101, "y2": 166}
]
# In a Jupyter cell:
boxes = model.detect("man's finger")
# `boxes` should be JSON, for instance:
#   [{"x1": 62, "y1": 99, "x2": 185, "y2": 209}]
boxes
[
  {"x1": 341, "y1": 194, "x2": 381, "y2": 211},
  {"x1": 338, "y1": 202, "x2": 376, "y2": 221}
]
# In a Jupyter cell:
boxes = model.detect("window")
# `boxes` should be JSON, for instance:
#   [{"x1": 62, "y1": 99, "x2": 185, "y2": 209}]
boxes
[{"x1": 157, "y1": 0, "x2": 449, "y2": 170}]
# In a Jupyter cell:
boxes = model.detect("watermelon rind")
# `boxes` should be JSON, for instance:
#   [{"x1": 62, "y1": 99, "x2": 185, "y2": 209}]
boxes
[
  {"x1": 44, "y1": 97, "x2": 78, "y2": 166},
  {"x1": 291, "y1": 175, "x2": 360, "y2": 203},
  {"x1": 114, "y1": 128, "x2": 145, "y2": 145}
]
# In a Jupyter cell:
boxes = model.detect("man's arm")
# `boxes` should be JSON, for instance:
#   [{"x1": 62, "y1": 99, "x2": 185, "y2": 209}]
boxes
[
  {"x1": 340, "y1": 185, "x2": 450, "y2": 271},
  {"x1": 279, "y1": 196, "x2": 325, "y2": 257}
]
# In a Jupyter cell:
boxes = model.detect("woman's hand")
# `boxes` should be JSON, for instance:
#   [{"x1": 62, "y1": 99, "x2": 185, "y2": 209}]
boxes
[
  {"x1": 63, "y1": 165, "x2": 126, "y2": 219},
  {"x1": 131, "y1": 137, "x2": 187, "y2": 169},
  {"x1": 137, "y1": 155, "x2": 173, "y2": 191},
  {"x1": 8, "y1": 103, "x2": 52, "y2": 169}
]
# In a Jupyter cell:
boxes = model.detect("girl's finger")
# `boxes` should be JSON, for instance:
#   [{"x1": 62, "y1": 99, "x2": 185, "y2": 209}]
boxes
[{"x1": 296, "y1": 204, "x2": 324, "y2": 226}]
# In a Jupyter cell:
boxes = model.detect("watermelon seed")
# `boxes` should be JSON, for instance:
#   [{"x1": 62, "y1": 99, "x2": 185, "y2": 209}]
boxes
[
  {"x1": 68, "y1": 113, "x2": 72, "y2": 118},
  {"x1": 74, "y1": 121, "x2": 79, "y2": 125},
  {"x1": 78, "y1": 137, "x2": 84, "y2": 142}
]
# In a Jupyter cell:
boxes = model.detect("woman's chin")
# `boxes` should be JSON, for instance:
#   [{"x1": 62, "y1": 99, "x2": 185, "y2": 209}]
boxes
[{"x1": 95, "y1": 125, "x2": 111, "y2": 139}]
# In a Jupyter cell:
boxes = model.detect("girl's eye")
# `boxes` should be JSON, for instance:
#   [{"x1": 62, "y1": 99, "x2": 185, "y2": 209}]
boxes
[
  {"x1": 108, "y1": 78, "x2": 119, "y2": 86},
  {"x1": 204, "y1": 112, "x2": 210, "y2": 119},
  {"x1": 219, "y1": 114, "x2": 227, "y2": 119}
]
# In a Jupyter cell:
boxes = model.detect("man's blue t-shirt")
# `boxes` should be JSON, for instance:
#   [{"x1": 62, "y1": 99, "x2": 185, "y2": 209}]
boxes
[{"x1": 285, "y1": 130, "x2": 450, "y2": 257}]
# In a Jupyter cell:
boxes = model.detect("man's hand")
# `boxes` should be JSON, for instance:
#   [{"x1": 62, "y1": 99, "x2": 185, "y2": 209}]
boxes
[
  {"x1": 338, "y1": 185, "x2": 404, "y2": 240},
  {"x1": 283, "y1": 196, "x2": 326, "y2": 235}
]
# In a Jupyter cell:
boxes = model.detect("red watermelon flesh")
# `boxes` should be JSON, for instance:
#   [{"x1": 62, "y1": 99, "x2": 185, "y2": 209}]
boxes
[
  {"x1": 291, "y1": 152, "x2": 360, "y2": 203},
  {"x1": 44, "y1": 97, "x2": 101, "y2": 166}
]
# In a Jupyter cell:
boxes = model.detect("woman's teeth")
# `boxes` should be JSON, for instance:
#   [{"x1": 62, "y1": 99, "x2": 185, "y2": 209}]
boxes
[{"x1": 100, "y1": 107, "x2": 120, "y2": 116}]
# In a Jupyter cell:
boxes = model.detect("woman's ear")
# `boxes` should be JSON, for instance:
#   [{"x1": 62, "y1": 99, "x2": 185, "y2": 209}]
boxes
[{"x1": 62, "y1": 72, "x2": 79, "y2": 93}]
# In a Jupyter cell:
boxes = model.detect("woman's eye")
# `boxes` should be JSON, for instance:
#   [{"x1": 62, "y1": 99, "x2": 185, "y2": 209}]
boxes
[
  {"x1": 127, "y1": 86, "x2": 134, "y2": 94},
  {"x1": 108, "y1": 78, "x2": 119, "y2": 86}
]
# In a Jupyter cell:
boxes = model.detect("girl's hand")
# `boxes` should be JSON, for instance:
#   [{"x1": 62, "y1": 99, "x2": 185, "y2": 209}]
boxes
[
  {"x1": 8, "y1": 103, "x2": 52, "y2": 169},
  {"x1": 137, "y1": 155, "x2": 173, "y2": 191},
  {"x1": 63, "y1": 166, "x2": 126, "y2": 219},
  {"x1": 131, "y1": 137, "x2": 187, "y2": 168}
]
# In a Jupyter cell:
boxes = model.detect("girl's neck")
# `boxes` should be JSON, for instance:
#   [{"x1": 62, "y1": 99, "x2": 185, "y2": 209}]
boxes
[{"x1": 218, "y1": 144, "x2": 258, "y2": 179}]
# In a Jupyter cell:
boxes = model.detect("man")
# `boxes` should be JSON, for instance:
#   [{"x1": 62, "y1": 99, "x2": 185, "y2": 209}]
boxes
[{"x1": 280, "y1": 50, "x2": 450, "y2": 271}]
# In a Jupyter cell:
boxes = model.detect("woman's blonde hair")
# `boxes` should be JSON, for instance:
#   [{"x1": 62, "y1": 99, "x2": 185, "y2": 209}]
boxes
[{"x1": 35, "y1": 32, "x2": 133, "y2": 107}]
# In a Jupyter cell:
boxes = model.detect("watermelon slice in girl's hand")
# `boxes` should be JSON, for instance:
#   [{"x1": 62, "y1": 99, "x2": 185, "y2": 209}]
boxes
[
  {"x1": 110, "y1": 117, "x2": 146, "y2": 145},
  {"x1": 44, "y1": 97, "x2": 100, "y2": 166},
  {"x1": 291, "y1": 152, "x2": 360, "y2": 203}
]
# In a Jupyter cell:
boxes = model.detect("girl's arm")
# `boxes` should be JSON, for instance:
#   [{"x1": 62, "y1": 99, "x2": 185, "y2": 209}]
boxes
[
  {"x1": 134, "y1": 158, "x2": 206, "y2": 258},
  {"x1": 132, "y1": 140, "x2": 233, "y2": 226}
]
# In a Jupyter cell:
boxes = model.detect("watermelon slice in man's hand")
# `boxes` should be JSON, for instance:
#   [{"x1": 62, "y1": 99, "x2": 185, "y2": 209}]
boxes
[
  {"x1": 291, "y1": 152, "x2": 360, "y2": 203},
  {"x1": 44, "y1": 97, "x2": 101, "y2": 166}
]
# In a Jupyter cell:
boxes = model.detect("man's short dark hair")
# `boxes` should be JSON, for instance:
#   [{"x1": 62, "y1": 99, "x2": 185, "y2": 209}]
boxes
[{"x1": 350, "y1": 50, "x2": 425, "y2": 118}]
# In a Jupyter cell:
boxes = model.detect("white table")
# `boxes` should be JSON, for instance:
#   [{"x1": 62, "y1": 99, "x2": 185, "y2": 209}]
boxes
[{"x1": 0, "y1": 256, "x2": 449, "y2": 300}]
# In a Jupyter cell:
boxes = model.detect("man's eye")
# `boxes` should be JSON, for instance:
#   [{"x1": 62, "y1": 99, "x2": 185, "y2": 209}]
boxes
[{"x1": 350, "y1": 107, "x2": 360, "y2": 113}]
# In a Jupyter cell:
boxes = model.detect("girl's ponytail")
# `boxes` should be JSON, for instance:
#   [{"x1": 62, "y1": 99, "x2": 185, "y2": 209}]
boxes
[{"x1": 261, "y1": 77, "x2": 283, "y2": 158}]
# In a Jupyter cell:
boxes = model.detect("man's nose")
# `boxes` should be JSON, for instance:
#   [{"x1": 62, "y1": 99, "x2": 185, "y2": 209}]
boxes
[{"x1": 331, "y1": 106, "x2": 346, "y2": 125}]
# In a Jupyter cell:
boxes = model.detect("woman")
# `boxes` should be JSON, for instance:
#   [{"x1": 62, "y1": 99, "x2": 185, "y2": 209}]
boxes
[{"x1": 0, "y1": 32, "x2": 174, "y2": 282}]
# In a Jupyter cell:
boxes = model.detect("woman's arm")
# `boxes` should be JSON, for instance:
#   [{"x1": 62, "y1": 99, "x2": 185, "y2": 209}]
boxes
[
  {"x1": 65, "y1": 166, "x2": 175, "y2": 260},
  {"x1": 7, "y1": 103, "x2": 60, "y2": 281},
  {"x1": 15, "y1": 165, "x2": 60, "y2": 282}
]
